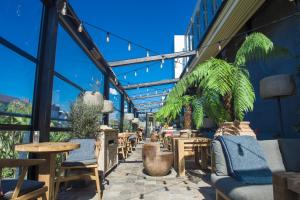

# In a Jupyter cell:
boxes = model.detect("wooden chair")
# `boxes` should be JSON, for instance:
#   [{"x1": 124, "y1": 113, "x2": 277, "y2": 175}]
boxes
[
  {"x1": 118, "y1": 137, "x2": 127, "y2": 160},
  {"x1": 0, "y1": 159, "x2": 48, "y2": 200},
  {"x1": 54, "y1": 139, "x2": 102, "y2": 200}
]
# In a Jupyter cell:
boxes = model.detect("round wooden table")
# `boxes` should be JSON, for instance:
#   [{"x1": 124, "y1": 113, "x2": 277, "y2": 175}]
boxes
[{"x1": 15, "y1": 142, "x2": 80, "y2": 200}]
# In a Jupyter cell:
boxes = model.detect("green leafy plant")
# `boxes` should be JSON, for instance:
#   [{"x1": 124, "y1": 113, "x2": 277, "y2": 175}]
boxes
[
  {"x1": 156, "y1": 32, "x2": 284, "y2": 128},
  {"x1": 69, "y1": 97, "x2": 102, "y2": 138},
  {"x1": 0, "y1": 100, "x2": 31, "y2": 178}
]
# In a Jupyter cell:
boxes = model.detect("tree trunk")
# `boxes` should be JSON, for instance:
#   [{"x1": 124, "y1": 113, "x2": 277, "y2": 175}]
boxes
[
  {"x1": 183, "y1": 104, "x2": 192, "y2": 129},
  {"x1": 223, "y1": 93, "x2": 234, "y2": 121}
]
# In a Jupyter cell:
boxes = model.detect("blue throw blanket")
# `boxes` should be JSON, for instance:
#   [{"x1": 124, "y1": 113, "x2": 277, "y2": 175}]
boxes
[{"x1": 217, "y1": 136, "x2": 272, "y2": 184}]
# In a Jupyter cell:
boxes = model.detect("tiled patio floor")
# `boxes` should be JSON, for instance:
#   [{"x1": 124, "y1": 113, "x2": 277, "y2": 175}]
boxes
[{"x1": 57, "y1": 143, "x2": 215, "y2": 200}]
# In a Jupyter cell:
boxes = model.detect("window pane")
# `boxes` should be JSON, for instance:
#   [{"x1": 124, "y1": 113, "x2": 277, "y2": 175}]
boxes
[
  {"x1": 0, "y1": 0, "x2": 43, "y2": 56},
  {"x1": 109, "y1": 84, "x2": 121, "y2": 129},
  {"x1": 0, "y1": 45, "x2": 36, "y2": 125},
  {"x1": 55, "y1": 25, "x2": 105, "y2": 94}
]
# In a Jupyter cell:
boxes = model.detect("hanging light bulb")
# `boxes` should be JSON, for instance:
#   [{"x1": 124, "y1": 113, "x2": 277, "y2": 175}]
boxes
[
  {"x1": 196, "y1": 50, "x2": 199, "y2": 57},
  {"x1": 124, "y1": 75, "x2": 127, "y2": 79},
  {"x1": 106, "y1": 32, "x2": 110, "y2": 43},
  {"x1": 162, "y1": 57, "x2": 165, "y2": 64},
  {"x1": 147, "y1": 88, "x2": 149, "y2": 92},
  {"x1": 128, "y1": 42, "x2": 131, "y2": 51},
  {"x1": 61, "y1": 2, "x2": 67, "y2": 15},
  {"x1": 146, "y1": 50, "x2": 150, "y2": 57},
  {"x1": 134, "y1": 71, "x2": 137, "y2": 77},
  {"x1": 155, "y1": 90, "x2": 158, "y2": 94},
  {"x1": 78, "y1": 22, "x2": 83, "y2": 33},
  {"x1": 160, "y1": 62, "x2": 163, "y2": 69},
  {"x1": 146, "y1": 67, "x2": 149, "y2": 73},
  {"x1": 218, "y1": 42, "x2": 222, "y2": 51}
]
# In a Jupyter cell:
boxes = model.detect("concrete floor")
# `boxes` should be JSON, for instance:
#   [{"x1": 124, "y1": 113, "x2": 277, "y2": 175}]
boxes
[{"x1": 57, "y1": 143, "x2": 215, "y2": 200}]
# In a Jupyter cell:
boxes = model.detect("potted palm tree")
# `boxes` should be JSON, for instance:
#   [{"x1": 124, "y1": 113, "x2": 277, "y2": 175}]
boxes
[{"x1": 156, "y1": 32, "x2": 283, "y2": 137}]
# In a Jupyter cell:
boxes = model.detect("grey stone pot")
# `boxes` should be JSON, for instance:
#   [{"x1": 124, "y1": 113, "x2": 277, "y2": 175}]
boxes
[{"x1": 260, "y1": 74, "x2": 296, "y2": 99}]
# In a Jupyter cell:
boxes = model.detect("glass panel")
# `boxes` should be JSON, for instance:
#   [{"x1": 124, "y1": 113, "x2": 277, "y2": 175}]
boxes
[
  {"x1": 55, "y1": 25, "x2": 105, "y2": 94},
  {"x1": 109, "y1": 84, "x2": 121, "y2": 129},
  {"x1": 51, "y1": 77, "x2": 81, "y2": 128},
  {"x1": 0, "y1": 0, "x2": 43, "y2": 56},
  {"x1": 0, "y1": 45, "x2": 36, "y2": 125}
]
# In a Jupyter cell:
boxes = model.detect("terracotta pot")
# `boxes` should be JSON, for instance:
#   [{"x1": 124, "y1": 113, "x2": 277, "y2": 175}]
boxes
[
  {"x1": 215, "y1": 121, "x2": 256, "y2": 138},
  {"x1": 142, "y1": 143, "x2": 173, "y2": 176}
]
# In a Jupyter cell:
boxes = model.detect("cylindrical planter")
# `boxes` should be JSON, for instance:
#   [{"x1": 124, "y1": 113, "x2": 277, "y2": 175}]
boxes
[
  {"x1": 101, "y1": 100, "x2": 114, "y2": 113},
  {"x1": 83, "y1": 91, "x2": 104, "y2": 109},
  {"x1": 215, "y1": 121, "x2": 256, "y2": 138},
  {"x1": 124, "y1": 113, "x2": 134, "y2": 121},
  {"x1": 132, "y1": 118, "x2": 139, "y2": 124},
  {"x1": 260, "y1": 74, "x2": 296, "y2": 99}
]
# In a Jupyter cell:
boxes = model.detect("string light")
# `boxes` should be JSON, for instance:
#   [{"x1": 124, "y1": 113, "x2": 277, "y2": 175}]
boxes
[
  {"x1": 124, "y1": 75, "x2": 126, "y2": 79},
  {"x1": 128, "y1": 42, "x2": 131, "y2": 51},
  {"x1": 218, "y1": 42, "x2": 222, "y2": 51},
  {"x1": 146, "y1": 50, "x2": 150, "y2": 57},
  {"x1": 61, "y1": 2, "x2": 67, "y2": 15},
  {"x1": 134, "y1": 71, "x2": 137, "y2": 77},
  {"x1": 78, "y1": 22, "x2": 83, "y2": 32},
  {"x1": 160, "y1": 62, "x2": 163, "y2": 69},
  {"x1": 146, "y1": 67, "x2": 149, "y2": 73},
  {"x1": 106, "y1": 32, "x2": 110, "y2": 43}
]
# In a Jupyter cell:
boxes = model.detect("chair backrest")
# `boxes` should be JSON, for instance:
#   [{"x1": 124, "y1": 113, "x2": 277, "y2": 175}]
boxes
[{"x1": 67, "y1": 139, "x2": 96, "y2": 161}]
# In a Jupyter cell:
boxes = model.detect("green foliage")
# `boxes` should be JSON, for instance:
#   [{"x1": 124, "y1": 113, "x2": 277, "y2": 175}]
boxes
[
  {"x1": 157, "y1": 32, "x2": 279, "y2": 128},
  {"x1": 0, "y1": 100, "x2": 32, "y2": 178},
  {"x1": 69, "y1": 97, "x2": 102, "y2": 138}
]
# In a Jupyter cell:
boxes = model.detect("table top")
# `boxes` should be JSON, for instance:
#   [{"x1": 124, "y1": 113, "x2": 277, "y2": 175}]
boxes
[
  {"x1": 172, "y1": 137, "x2": 211, "y2": 142},
  {"x1": 15, "y1": 142, "x2": 80, "y2": 153}
]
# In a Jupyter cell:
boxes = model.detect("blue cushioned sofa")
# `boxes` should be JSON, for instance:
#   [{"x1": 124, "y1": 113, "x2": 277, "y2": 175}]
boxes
[{"x1": 210, "y1": 139, "x2": 300, "y2": 200}]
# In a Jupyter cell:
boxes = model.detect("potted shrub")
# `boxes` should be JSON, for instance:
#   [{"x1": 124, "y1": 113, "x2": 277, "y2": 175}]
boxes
[{"x1": 156, "y1": 32, "x2": 284, "y2": 137}]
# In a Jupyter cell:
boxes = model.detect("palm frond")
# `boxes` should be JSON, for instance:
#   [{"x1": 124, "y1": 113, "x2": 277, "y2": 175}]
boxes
[
  {"x1": 232, "y1": 68, "x2": 255, "y2": 120},
  {"x1": 235, "y1": 32, "x2": 275, "y2": 66},
  {"x1": 191, "y1": 97, "x2": 204, "y2": 129}
]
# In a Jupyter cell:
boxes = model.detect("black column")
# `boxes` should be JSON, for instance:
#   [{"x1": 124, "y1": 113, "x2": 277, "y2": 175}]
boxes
[
  {"x1": 103, "y1": 73, "x2": 110, "y2": 125},
  {"x1": 31, "y1": 0, "x2": 58, "y2": 142},
  {"x1": 120, "y1": 94, "x2": 125, "y2": 132}
]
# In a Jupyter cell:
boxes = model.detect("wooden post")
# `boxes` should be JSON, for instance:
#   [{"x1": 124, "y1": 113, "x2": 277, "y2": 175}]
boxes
[{"x1": 177, "y1": 140, "x2": 185, "y2": 177}]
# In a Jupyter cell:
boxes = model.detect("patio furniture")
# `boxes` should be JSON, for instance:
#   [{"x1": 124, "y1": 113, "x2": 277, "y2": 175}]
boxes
[
  {"x1": 0, "y1": 159, "x2": 48, "y2": 200},
  {"x1": 273, "y1": 172, "x2": 300, "y2": 200},
  {"x1": 54, "y1": 139, "x2": 102, "y2": 200},
  {"x1": 98, "y1": 129, "x2": 118, "y2": 175},
  {"x1": 211, "y1": 138, "x2": 300, "y2": 200},
  {"x1": 172, "y1": 137, "x2": 211, "y2": 177},
  {"x1": 118, "y1": 136, "x2": 128, "y2": 159},
  {"x1": 142, "y1": 143, "x2": 173, "y2": 176},
  {"x1": 15, "y1": 142, "x2": 80, "y2": 200}
]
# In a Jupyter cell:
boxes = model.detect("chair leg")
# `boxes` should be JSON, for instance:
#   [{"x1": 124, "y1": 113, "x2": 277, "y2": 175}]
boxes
[
  {"x1": 94, "y1": 167, "x2": 102, "y2": 200},
  {"x1": 54, "y1": 168, "x2": 64, "y2": 200}
]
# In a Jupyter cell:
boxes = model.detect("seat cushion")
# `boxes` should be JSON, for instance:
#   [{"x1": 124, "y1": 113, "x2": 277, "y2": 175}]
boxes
[
  {"x1": 211, "y1": 140, "x2": 228, "y2": 176},
  {"x1": 62, "y1": 158, "x2": 97, "y2": 167},
  {"x1": 279, "y1": 139, "x2": 300, "y2": 172},
  {"x1": 1, "y1": 179, "x2": 44, "y2": 200},
  {"x1": 210, "y1": 174, "x2": 273, "y2": 200},
  {"x1": 258, "y1": 140, "x2": 286, "y2": 173},
  {"x1": 67, "y1": 139, "x2": 96, "y2": 161}
]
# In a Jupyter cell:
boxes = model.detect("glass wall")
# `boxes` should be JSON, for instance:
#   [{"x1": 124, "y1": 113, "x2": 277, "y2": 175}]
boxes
[
  {"x1": 51, "y1": 25, "x2": 105, "y2": 128},
  {"x1": 185, "y1": 0, "x2": 224, "y2": 51},
  {"x1": 109, "y1": 84, "x2": 121, "y2": 129},
  {"x1": 0, "y1": 1, "x2": 42, "y2": 125}
]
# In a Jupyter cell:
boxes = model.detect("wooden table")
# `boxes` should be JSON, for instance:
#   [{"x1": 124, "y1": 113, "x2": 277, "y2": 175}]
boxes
[
  {"x1": 15, "y1": 142, "x2": 80, "y2": 200},
  {"x1": 172, "y1": 137, "x2": 210, "y2": 177},
  {"x1": 273, "y1": 172, "x2": 300, "y2": 200}
]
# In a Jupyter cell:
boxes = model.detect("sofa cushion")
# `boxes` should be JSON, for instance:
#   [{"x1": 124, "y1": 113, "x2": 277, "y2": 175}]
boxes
[
  {"x1": 210, "y1": 174, "x2": 273, "y2": 200},
  {"x1": 279, "y1": 139, "x2": 300, "y2": 172},
  {"x1": 211, "y1": 140, "x2": 228, "y2": 176},
  {"x1": 258, "y1": 140, "x2": 286, "y2": 173}
]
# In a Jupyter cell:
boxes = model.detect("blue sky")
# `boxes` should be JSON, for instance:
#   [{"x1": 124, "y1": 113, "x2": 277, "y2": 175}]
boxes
[{"x1": 0, "y1": 0, "x2": 197, "y2": 113}]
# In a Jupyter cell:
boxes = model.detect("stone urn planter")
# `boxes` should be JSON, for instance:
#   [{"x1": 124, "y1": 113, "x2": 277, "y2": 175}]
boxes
[
  {"x1": 214, "y1": 121, "x2": 256, "y2": 138},
  {"x1": 142, "y1": 143, "x2": 173, "y2": 176},
  {"x1": 124, "y1": 113, "x2": 134, "y2": 121},
  {"x1": 132, "y1": 118, "x2": 139, "y2": 124},
  {"x1": 101, "y1": 100, "x2": 114, "y2": 113},
  {"x1": 83, "y1": 91, "x2": 104, "y2": 109}
]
